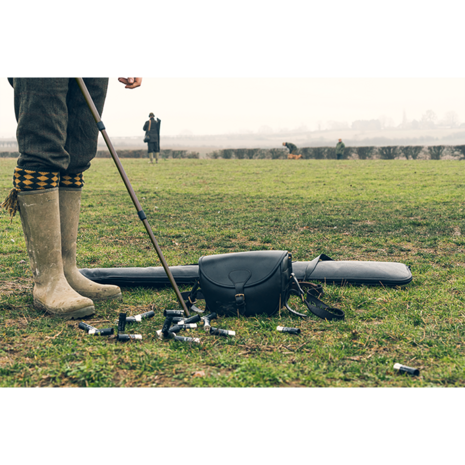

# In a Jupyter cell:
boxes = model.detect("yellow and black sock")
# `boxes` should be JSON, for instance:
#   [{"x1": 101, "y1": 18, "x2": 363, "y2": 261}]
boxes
[
  {"x1": 1, "y1": 168, "x2": 60, "y2": 220},
  {"x1": 59, "y1": 172, "x2": 84, "y2": 189}
]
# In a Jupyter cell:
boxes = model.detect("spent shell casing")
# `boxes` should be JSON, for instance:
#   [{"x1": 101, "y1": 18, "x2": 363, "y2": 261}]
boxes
[
  {"x1": 79, "y1": 322, "x2": 97, "y2": 332},
  {"x1": 201, "y1": 313, "x2": 218, "y2": 331},
  {"x1": 174, "y1": 335, "x2": 201, "y2": 344},
  {"x1": 79, "y1": 322, "x2": 114, "y2": 336},
  {"x1": 156, "y1": 329, "x2": 174, "y2": 339},
  {"x1": 210, "y1": 327, "x2": 235, "y2": 337},
  {"x1": 161, "y1": 316, "x2": 173, "y2": 334},
  {"x1": 277, "y1": 326, "x2": 301, "y2": 335},
  {"x1": 117, "y1": 333, "x2": 142, "y2": 342},
  {"x1": 393, "y1": 363, "x2": 420, "y2": 376},
  {"x1": 118, "y1": 313, "x2": 127, "y2": 333},
  {"x1": 125, "y1": 310, "x2": 155, "y2": 324},
  {"x1": 168, "y1": 323, "x2": 197, "y2": 333},
  {"x1": 190, "y1": 304, "x2": 204, "y2": 314},
  {"x1": 164, "y1": 309, "x2": 184, "y2": 317},
  {"x1": 182, "y1": 314, "x2": 201, "y2": 325}
]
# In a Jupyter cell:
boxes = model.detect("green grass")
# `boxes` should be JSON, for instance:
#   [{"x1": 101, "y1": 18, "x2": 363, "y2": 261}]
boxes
[{"x1": 1, "y1": 158, "x2": 464, "y2": 387}]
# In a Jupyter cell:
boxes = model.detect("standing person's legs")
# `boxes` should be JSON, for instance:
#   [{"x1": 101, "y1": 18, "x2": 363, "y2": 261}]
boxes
[
  {"x1": 154, "y1": 152, "x2": 159, "y2": 163},
  {"x1": 2, "y1": 78, "x2": 120, "y2": 319},
  {"x1": 59, "y1": 78, "x2": 122, "y2": 302},
  {"x1": 147, "y1": 142, "x2": 154, "y2": 163}
]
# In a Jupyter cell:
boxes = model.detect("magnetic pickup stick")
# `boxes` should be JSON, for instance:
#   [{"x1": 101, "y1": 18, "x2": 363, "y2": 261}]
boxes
[{"x1": 78, "y1": 322, "x2": 114, "y2": 336}]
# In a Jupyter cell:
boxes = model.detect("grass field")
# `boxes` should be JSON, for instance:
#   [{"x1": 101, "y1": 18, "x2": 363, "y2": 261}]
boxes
[{"x1": 1, "y1": 157, "x2": 464, "y2": 387}]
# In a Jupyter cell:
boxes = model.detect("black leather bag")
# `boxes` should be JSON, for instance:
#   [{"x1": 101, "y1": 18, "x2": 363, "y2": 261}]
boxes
[
  {"x1": 183, "y1": 250, "x2": 344, "y2": 320},
  {"x1": 144, "y1": 119, "x2": 152, "y2": 143}
]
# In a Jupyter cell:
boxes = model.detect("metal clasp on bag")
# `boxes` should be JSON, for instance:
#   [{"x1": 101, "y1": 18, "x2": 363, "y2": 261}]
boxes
[{"x1": 291, "y1": 273, "x2": 305, "y2": 301}]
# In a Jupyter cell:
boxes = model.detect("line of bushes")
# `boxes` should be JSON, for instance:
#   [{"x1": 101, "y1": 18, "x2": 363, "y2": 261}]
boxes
[
  {"x1": 206, "y1": 145, "x2": 465, "y2": 160},
  {"x1": 0, "y1": 149, "x2": 199, "y2": 159},
  {"x1": 95, "y1": 149, "x2": 200, "y2": 159},
  {"x1": 2, "y1": 146, "x2": 464, "y2": 160}
]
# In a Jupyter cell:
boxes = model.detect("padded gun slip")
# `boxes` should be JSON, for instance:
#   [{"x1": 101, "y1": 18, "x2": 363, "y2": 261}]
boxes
[{"x1": 79, "y1": 254, "x2": 412, "y2": 288}]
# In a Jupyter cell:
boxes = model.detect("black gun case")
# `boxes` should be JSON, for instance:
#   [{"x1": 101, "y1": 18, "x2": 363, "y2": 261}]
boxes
[{"x1": 79, "y1": 254, "x2": 412, "y2": 288}]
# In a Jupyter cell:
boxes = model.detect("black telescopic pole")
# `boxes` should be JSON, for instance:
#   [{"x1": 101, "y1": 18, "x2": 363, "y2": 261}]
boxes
[{"x1": 76, "y1": 78, "x2": 189, "y2": 316}]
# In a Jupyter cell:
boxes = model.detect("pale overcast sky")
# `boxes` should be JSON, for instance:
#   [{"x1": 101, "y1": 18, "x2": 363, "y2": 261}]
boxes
[{"x1": 1, "y1": 78, "x2": 464, "y2": 137}]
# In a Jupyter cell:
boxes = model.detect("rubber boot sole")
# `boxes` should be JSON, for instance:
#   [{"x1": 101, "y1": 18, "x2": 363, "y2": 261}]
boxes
[{"x1": 34, "y1": 299, "x2": 95, "y2": 320}]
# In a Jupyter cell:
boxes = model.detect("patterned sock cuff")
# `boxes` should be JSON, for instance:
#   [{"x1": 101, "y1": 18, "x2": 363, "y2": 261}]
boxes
[
  {"x1": 13, "y1": 167, "x2": 59, "y2": 190},
  {"x1": 59, "y1": 172, "x2": 84, "y2": 189}
]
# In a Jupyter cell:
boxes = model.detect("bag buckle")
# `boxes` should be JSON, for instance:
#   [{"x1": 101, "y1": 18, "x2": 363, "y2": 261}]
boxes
[{"x1": 291, "y1": 273, "x2": 305, "y2": 301}]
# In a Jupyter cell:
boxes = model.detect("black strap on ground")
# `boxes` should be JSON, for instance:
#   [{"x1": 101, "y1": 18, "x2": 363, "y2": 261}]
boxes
[{"x1": 285, "y1": 282, "x2": 344, "y2": 321}]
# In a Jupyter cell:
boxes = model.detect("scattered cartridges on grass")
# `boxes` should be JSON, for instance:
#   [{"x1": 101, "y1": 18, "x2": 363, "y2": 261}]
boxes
[
  {"x1": 210, "y1": 327, "x2": 235, "y2": 337},
  {"x1": 393, "y1": 363, "x2": 420, "y2": 376},
  {"x1": 277, "y1": 326, "x2": 301, "y2": 335},
  {"x1": 78, "y1": 322, "x2": 114, "y2": 336}
]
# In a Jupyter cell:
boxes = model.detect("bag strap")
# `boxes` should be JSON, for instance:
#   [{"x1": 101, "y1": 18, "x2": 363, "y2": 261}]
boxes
[
  {"x1": 148, "y1": 119, "x2": 152, "y2": 131},
  {"x1": 285, "y1": 276, "x2": 344, "y2": 321}
]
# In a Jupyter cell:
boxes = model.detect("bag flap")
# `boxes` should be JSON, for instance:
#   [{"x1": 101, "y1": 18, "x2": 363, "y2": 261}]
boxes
[{"x1": 199, "y1": 250, "x2": 288, "y2": 288}]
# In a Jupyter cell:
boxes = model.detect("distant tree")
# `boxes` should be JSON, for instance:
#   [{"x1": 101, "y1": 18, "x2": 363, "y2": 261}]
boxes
[
  {"x1": 400, "y1": 146, "x2": 423, "y2": 160},
  {"x1": 222, "y1": 149, "x2": 234, "y2": 159},
  {"x1": 409, "y1": 119, "x2": 421, "y2": 130},
  {"x1": 378, "y1": 146, "x2": 398, "y2": 159},
  {"x1": 441, "y1": 111, "x2": 460, "y2": 128},
  {"x1": 356, "y1": 146, "x2": 375, "y2": 160},
  {"x1": 454, "y1": 145, "x2": 465, "y2": 159},
  {"x1": 312, "y1": 147, "x2": 325, "y2": 159},
  {"x1": 428, "y1": 145, "x2": 445, "y2": 160},
  {"x1": 421, "y1": 110, "x2": 437, "y2": 129},
  {"x1": 270, "y1": 148, "x2": 287, "y2": 159}
]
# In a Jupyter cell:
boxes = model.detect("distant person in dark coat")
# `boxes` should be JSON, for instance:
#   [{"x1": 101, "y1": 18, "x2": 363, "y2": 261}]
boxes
[
  {"x1": 336, "y1": 139, "x2": 345, "y2": 160},
  {"x1": 282, "y1": 142, "x2": 302, "y2": 159},
  {"x1": 143, "y1": 112, "x2": 161, "y2": 164}
]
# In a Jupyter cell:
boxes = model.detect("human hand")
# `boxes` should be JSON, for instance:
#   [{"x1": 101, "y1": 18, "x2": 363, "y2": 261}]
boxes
[{"x1": 118, "y1": 78, "x2": 142, "y2": 89}]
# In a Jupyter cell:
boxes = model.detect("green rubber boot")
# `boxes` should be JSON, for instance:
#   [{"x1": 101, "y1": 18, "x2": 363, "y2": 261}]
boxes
[{"x1": 59, "y1": 188, "x2": 122, "y2": 302}]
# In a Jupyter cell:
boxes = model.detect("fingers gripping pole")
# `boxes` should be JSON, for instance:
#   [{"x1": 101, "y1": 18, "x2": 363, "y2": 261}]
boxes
[{"x1": 76, "y1": 78, "x2": 189, "y2": 316}]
